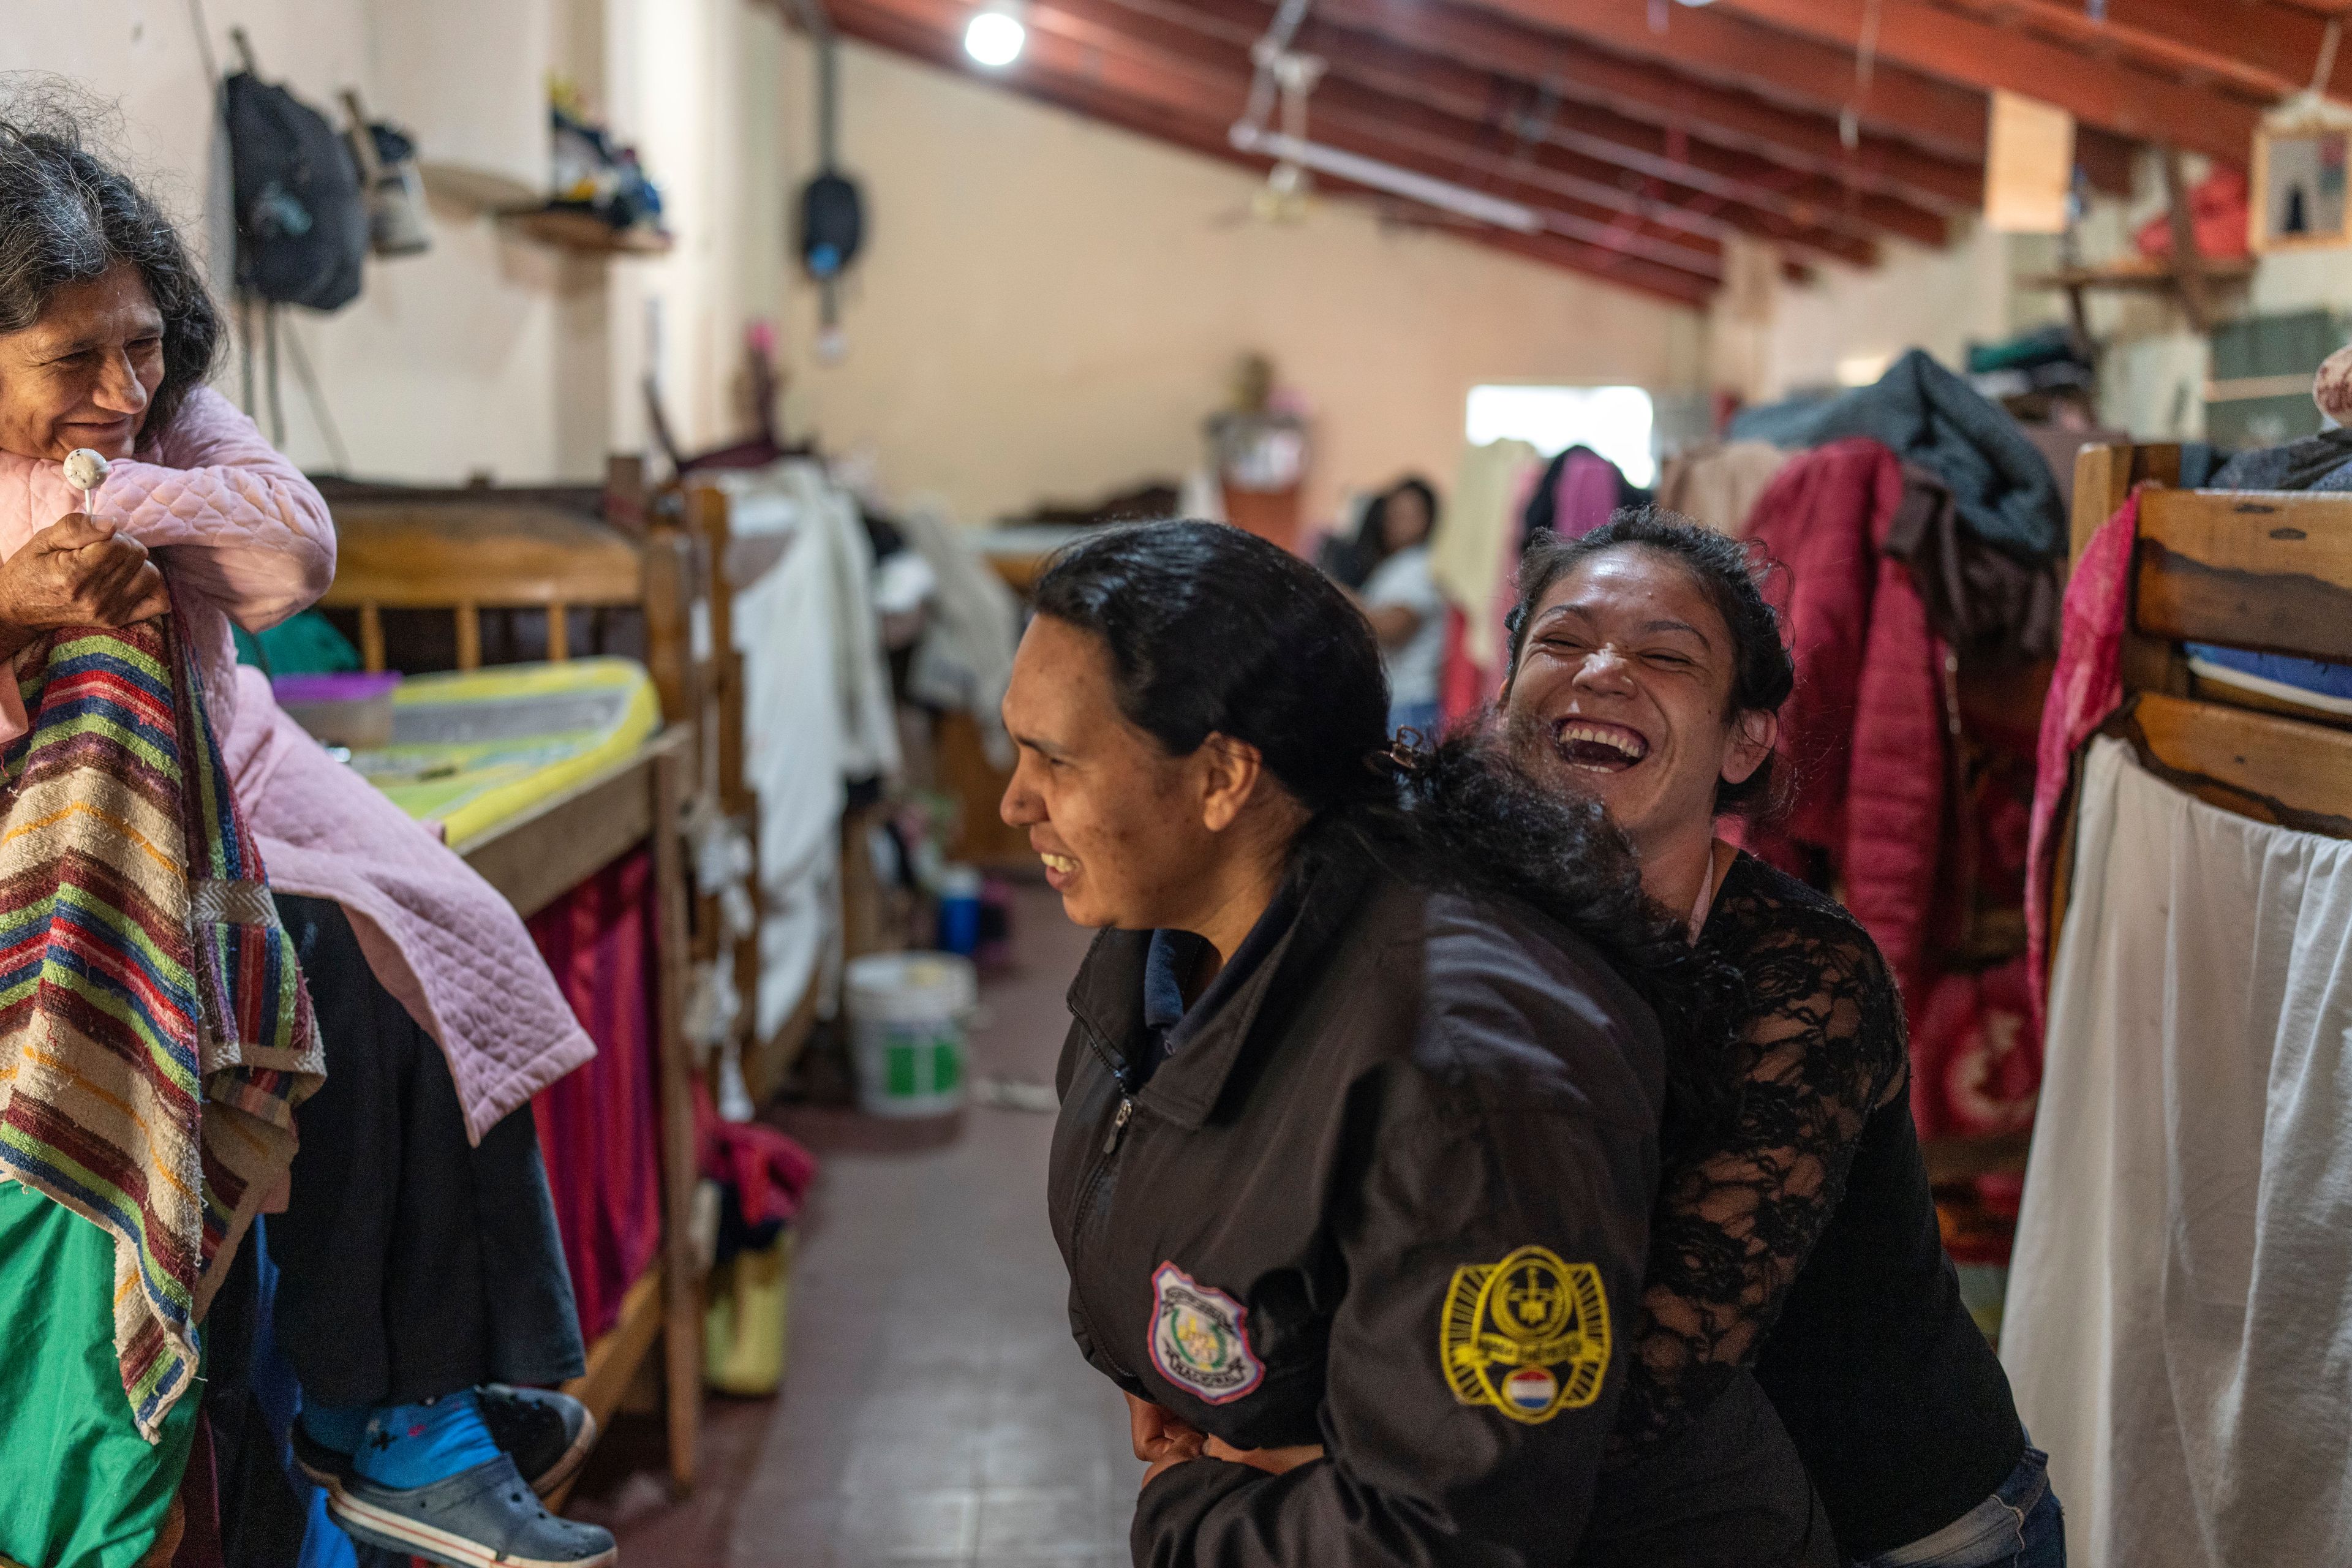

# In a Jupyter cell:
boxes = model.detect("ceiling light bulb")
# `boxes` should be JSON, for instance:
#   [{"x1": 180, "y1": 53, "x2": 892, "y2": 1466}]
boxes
[{"x1": 963, "y1": 10, "x2": 1025, "y2": 67}]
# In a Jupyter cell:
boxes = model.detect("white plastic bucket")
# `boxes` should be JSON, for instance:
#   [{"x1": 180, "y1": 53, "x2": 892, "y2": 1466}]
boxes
[{"x1": 845, "y1": 952, "x2": 977, "y2": 1118}]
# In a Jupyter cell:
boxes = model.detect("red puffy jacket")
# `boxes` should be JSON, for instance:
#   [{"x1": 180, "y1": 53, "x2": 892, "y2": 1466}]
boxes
[{"x1": 1737, "y1": 439, "x2": 1949, "y2": 1016}]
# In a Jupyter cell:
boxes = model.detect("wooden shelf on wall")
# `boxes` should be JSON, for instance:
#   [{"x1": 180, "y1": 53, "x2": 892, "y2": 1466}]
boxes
[
  {"x1": 497, "y1": 206, "x2": 674, "y2": 257},
  {"x1": 2021, "y1": 255, "x2": 2256, "y2": 293},
  {"x1": 2023, "y1": 252, "x2": 2255, "y2": 335}
]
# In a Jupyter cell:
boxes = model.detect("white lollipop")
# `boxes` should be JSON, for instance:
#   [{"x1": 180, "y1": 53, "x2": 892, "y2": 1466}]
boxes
[{"x1": 62, "y1": 447, "x2": 110, "y2": 502}]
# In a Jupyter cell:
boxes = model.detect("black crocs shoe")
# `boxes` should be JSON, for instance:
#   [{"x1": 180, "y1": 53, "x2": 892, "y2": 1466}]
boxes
[
  {"x1": 328, "y1": 1452, "x2": 617, "y2": 1568},
  {"x1": 476, "y1": 1384, "x2": 600, "y2": 1499}
]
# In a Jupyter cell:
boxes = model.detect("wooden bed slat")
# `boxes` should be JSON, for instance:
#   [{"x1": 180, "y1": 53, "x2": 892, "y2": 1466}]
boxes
[
  {"x1": 358, "y1": 603, "x2": 384, "y2": 673},
  {"x1": 2124, "y1": 692, "x2": 2352, "y2": 838},
  {"x1": 2135, "y1": 489, "x2": 2352, "y2": 665},
  {"x1": 640, "y1": 530, "x2": 698, "y2": 737},
  {"x1": 454, "y1": 602, "x2": 481, "y2": 671},
  {"x1": 2071, "y1": 440, "x2": 2180, "y2": 559},
  {"x1": 652, "y1": 739, "x2": 703, "y2": 1491},
  {"x1": 325, "y1": 507, "x2": 645, "y2": 609}
]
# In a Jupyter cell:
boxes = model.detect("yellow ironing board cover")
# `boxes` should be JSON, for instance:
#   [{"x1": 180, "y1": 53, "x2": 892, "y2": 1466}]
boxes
[{"x1": 347, "y1": 658, "x2": 660, "y2": 848}]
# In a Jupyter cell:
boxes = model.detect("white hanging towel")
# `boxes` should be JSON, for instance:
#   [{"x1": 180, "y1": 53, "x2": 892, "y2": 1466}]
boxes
[
  {"x1": 2002, "y1": 736, "x2": 2352, "y2": 1568},
  {"x1": 709, "y1": 459, "x2": 902, "y2": 1038}
]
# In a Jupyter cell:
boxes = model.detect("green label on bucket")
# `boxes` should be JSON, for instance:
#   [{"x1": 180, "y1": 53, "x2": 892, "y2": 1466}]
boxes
[
  {"x1": 933, "y1": 1039, "x2": 961, "y2": 1093},
  {"x1": 886, "y1": 1042, "x2": 919, "y2": 1096}
]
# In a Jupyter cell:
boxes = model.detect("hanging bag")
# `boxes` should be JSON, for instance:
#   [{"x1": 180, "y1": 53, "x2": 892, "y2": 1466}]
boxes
[{"x1": 223, "y1": 69, "x2": 368, "y2": 311}]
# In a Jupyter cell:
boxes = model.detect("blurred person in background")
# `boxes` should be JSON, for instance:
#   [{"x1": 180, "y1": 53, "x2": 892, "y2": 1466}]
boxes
[{"x1": 1347, "y1": 475, "x2": 1446, "y2": 737}]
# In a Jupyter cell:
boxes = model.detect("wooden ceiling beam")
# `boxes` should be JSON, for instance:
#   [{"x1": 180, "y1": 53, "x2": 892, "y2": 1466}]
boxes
[
  {"x1": 1317, "y1": 0, "x2": 1989, "y2": 211},
  {"x1": 1132, "y1": 0, "x2": 1942, "y2": 249},
  {"x1": 1943, "y1": 0, "x2": 2351, "y2": 104},
  {"x1": 1459, "y1": 0, "x2": 1994, "y2": 162},
  {"x1": 822, "y1": 0, "x2": 1717, "y2": 304},
  {"x1": 1457, "y1": 0, "x2": 2136, "y2": 192},
  {"x1": 1053, "y1": 0, "x2": 1886, "y2": 262},
  {"x1": 823, "y1": 0, "x2": 1729, "y2": 298},
  {"x1": 1697, "y1": 0, "x2": 2259, "y2": 165}
]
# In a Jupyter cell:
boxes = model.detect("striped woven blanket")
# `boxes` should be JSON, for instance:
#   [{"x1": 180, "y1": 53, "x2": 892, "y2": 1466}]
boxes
[{"x1": 0, "y1": 605, "x2": 322, "y2": 1441}]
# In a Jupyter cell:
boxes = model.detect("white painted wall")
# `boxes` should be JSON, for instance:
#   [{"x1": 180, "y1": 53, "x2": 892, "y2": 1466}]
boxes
[{"x1": 1713, "y1": 222, "x2": 2024, "y2": 405}]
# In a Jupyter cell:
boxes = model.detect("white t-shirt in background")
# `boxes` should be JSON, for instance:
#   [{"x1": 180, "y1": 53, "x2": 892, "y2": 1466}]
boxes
[{"x1": 1363, "y1": 545, "x2": 1447, "y2": 708}]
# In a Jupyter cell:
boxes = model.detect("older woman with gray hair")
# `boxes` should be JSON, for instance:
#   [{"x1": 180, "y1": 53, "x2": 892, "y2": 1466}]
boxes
[{"x1": 0, "y1": 100, "x2": 613, "y2": 1566}]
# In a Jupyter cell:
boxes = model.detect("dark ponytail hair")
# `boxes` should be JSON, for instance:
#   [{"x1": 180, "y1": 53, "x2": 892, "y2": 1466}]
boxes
[
  {"x1": 1033, "y1": 519, "x2": 1740, "y2": 1141},
  {"x1": 1506, "y1": 508, "x2": 1797, "y2": 820}
]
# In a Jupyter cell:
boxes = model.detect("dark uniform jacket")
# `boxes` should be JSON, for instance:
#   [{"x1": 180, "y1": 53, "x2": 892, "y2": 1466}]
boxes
[{"x1": 1049, "y1": 846, "x2": 1662, "y2": 1566}]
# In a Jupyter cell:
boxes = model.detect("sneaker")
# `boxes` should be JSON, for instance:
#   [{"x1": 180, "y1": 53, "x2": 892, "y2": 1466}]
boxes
[
  {"x1": 476, "y1": 1384, "x2": 600, "y2": 1499},
  {"x1": 328, "y1": 1452, "x2": 617, "y2": 1568}
]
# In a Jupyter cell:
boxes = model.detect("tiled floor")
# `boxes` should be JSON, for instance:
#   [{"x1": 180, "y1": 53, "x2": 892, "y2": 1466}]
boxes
[{"x1": 582, "y1": 886, "x2": 1137, "y2": 1566}]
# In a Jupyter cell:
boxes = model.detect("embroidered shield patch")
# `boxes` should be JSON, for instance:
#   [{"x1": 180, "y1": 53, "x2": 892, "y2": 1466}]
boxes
[
  {"x1": 1440, "y1": 1245, "x2": 1610, "y2": 1425},
  {"x1": 1149, "y1": 1262, "x2": 1265, "y2": 1405}
]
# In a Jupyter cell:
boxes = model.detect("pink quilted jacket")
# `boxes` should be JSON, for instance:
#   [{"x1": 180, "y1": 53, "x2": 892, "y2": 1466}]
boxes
[{"x1": 0, "y1": 386, "x2": 592, "y2": 1141}]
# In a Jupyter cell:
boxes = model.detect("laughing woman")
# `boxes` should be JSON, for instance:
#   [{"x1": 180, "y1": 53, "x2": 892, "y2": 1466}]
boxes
[
  {"x1": 1003, "y1": 519, "x2": 1835, "y2": 1566},
  {"x1": 1499, "y1": 511, "x2": 2059, "y2": 1568}
]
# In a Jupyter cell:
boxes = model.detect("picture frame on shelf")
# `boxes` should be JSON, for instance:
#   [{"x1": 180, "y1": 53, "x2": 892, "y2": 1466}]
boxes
[{"x1": 2251, "y1": 105, "x2": 2352, "y2": 255}]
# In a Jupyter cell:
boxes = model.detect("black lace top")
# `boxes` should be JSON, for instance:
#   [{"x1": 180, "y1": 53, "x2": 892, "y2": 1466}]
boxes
[{"x1": 1609, "y1": 851, "x2": 2025, "y2": 1557}]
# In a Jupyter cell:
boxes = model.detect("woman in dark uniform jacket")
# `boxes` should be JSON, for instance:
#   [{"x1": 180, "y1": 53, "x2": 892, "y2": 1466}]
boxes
[{"x1": 1001, "y1": 520, "x2": 1835, "y2": 1566}]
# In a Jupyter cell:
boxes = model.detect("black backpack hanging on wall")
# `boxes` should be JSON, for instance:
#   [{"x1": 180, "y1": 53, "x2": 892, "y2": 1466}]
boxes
[
  {"x1": 224, "y1": 70, "x2": 368, "y2": 311},
  {"x1": 796, "y1": 170, "x2": 864, "y2": 281}
]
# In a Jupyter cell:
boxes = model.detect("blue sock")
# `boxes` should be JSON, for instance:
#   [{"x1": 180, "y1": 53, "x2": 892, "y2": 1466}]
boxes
[
  {"x1": 300, "y1": 1400, "x2": 371, "y2": 1455},
  {"x1": 347, "y1": 1391, "x2": 503, "y2": 1490}
]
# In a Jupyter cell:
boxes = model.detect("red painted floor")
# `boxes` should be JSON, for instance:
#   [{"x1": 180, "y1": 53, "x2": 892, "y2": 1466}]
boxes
[{"x1": 575, "y1": 886, "x2": 1137, "y2": 1566}]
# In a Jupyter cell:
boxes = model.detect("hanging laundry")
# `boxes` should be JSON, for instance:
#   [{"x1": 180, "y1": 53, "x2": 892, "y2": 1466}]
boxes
[
  {"x1": 1881, "y1": 462, "x2": 2063, "y2": 664},
  {"x1": 1735, "y1": 440, "x2": 2038, "y2": 1140},
  {"x1": 1430, "y1": 440, "x2": 1539, "y2": 662},
  {"x1": 2004, "y1": 736, "x2": 2352, "y2": 1568},
  {"x1": 1521, "y1": 444, "x2": 1646, "y2": 543},
  {"x1": 1429, "y1": 440, "x2": 1542, "y2": 716},
  {"x1": 1732, "y1": 349, "x2": 2067, "y2": 560},
  {"x1": 1654, "y1": 440, "x2": 1789, "y2": 537},
  {"x1": 2024, "y1": 494, "x2": 2136, "y2": 1033},
  {"x1": 894, "y1": 498, "x2": 1022, "y2": 771}
]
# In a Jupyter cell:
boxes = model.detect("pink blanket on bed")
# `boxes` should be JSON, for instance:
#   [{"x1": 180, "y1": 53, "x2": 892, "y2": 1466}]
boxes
[{"x1": 0, "y1": 386, "x2": 592, "y2": 1140}]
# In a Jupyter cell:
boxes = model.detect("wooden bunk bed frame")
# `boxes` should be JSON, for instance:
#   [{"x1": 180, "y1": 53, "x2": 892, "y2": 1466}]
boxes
[
  {"x1": 669, "y1": 476, "x2": 860, "y2": 1099},
  {"x1": 2053, "y1": 443, "x2": 2352, "y2": 946},
  {"x1": 318, "y1": 485, "x2": 712, "y2": 1497}
]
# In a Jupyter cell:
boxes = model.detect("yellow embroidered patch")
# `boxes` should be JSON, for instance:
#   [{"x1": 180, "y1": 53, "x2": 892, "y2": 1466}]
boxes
[{"x1": 1440, "y1": 1245, "x2": 1611, "y2": 1424}]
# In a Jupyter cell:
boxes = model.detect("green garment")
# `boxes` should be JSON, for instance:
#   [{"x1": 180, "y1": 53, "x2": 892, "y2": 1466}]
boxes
[
  {"x1": 0, "y1": 1182, "x2": 197, "y2": 1568},
  {"x1": 232, "y1": 608, "x2": 361, "y2": 676}
]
